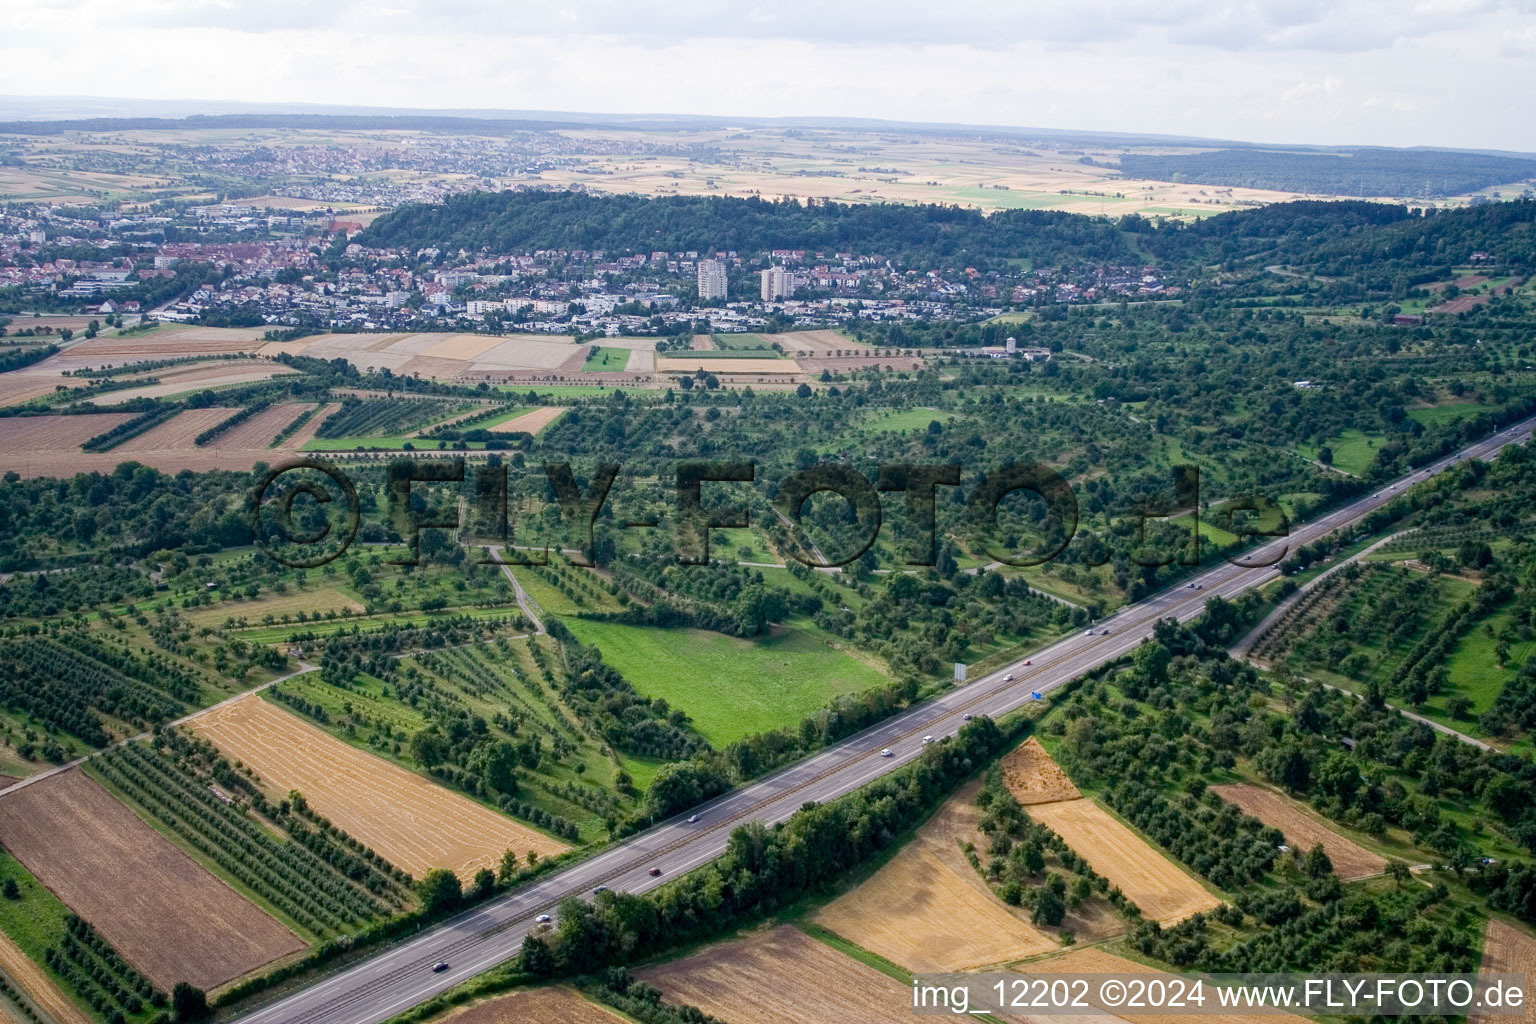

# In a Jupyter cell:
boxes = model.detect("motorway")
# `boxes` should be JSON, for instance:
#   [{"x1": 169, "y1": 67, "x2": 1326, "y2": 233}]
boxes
[{"x1": 235, "y1": 414, "x2": 1536, "y2": 1024}]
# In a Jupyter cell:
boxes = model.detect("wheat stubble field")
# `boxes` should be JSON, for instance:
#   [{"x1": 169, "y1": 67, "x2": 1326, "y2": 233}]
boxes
[
  {"x1": 0, "y1": 769, "x2": 304, "y2": 991},
  {"x1": 1028, "y1": 798, "x2": 1220, "y2": 924},
  {"x1": 187, "y1": 695, "x2": 569, "y2": 879},
  {"x1": 0, "y1": 929, "x2": 91, "y2": 1024},
  {"x1": 1472, "y1": 919, "x2": 1536, "y2": 1024},
  {"x1": 639, "y1": 925, "x2": 1029, "y2": 1024},
  {"x1": 1211, "y1": 783, "x2": 1386, "y2": 881},
  {"x1": 812, "y1": 781, "x2": 1085, "y2": 971}
]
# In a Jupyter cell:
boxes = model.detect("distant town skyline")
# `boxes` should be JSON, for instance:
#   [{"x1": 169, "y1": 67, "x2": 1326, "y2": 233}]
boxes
[{"x1": 4, "y1": 0, "x2": 1535, "y2": 151}]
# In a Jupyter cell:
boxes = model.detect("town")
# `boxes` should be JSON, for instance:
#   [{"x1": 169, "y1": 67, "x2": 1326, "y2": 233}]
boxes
[{"x1": 0, "y1": 195, "x2": 1177, "y2": 336}]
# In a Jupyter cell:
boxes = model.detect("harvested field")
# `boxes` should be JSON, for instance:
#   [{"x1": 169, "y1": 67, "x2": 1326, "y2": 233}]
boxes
[
  {"x1": 640, "y1": 926, "x2": 1005, "y2": 1024},
  {"x1": 774, "y1": 329, "x2": 868, "y2": 355},
  {"x1": 436, "y1": 987, "x2": 626, "y2": 1024},
  {"x1": 1028, "y1": 799, "x2": 1220, "y2": 923},
  {"x1": 470, "y1": 338, "x2": 585, "y2": 372},
  {"x1": 91, "y1": 363, "x2": 298, "y2": 403},
  {"x1": 813, "y1": 781, "x2": 1115, "y2": 971},
  {"x1": 114, "y1": 407, "x2": 238, "y2": 452},
  {"x1": 689, "y1": 334, "x2": 716, "y2": 351},
  {"x1": 187, "y1": 696, "x2": 569, "y2": 879},
  {"x1": 1434, "y1": 294, "x2": 1491, "y2": 314},
  {"x1": 656, "y1": 356, "x2": 800, "y2": 374},
  {"x1": 187, "y1": 587, "x2": 364, "y2": 628},
  {"x1": 0, "y1": 929, "x2": 91, "y2": 1024},
  {"x1": 625, "y1": 350, "x2": 655, "y2": 373},
  {"x1": 1025, "y1": 946, "x2": 1305, "y2": 1024},
  {"x1": 0, "y1": 373, "x2": 81, "y2": 408},
  {"x1": 1472, "y1": 920, "x2": 1536, "y2": 1024},
  {"x1": 557, "y1": 347, "x2": 592, "y2": 373},
  {"x1": 205, "y1": 403, "x2": 309, "y2": 449},
  {"x1": 56, "y1": 327, "x2": 269, "y2": 368},
  {"x1": 1211, "y1": 783, "x2": 1385, "y2": 881},
  {"x1": 0, "y1": 413, "x2": 137, "y2": 453},
  {"x1": 422, "y1": 335, "x2": 510, "y2": 361},
  {"x1": 489, "y1": 407, "x2": 566, "y2": 435},
  {"x1": 0, "y1": 768, "x2": 303, "y2": 992},
  {"x1": 1001, "y1": 737, "x2": 1081, "y2": 805},
  {"x1": 285, "y1": 402, "x2": 339, "y2": 448},
  {"x1": 396, "y1": 356, "x2": 469, "y2": 379},
  {"x1": 798, "y1": 354, "x2": 926, "y2": 373}
]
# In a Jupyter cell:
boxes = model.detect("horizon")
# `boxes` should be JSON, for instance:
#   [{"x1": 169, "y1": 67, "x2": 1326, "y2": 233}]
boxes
[{"x1": 3, "y1": 0, "x2": 1535, "y2": 152}]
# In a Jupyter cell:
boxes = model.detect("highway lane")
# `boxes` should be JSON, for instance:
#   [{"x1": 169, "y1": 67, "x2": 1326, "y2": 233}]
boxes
[{"x1": 235, "y1": 414, "x2": 1536, "y2": 1024}]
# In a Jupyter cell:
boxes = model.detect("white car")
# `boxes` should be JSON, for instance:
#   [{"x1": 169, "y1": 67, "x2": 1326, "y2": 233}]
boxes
[
  {"x1": 535, "y1": 914, "x2": 552, "y2": 924},
  {"x1": 880, "y1": 748, "x2": 893, "y2": 757},
  {"x1": 922, "y1": 735, "x2": 934, "y2": 744},
  {"x1": 1084, "y1": 629, "x2": 1094, "y2": 636},
  {"x1": 687, "y1": 814, "x2": 700, "y2": 824},
  {"x1": 1003, "y1": 672, "x2": 1013, "y2": 681}
]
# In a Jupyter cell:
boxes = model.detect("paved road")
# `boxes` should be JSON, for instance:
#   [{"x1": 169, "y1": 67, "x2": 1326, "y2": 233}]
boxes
[{"x1": 234, "y1": 415, "x2": 1536, "y2": 1024}]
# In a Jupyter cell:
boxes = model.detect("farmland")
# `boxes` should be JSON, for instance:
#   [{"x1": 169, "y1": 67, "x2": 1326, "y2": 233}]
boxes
[
  {"x1": 1210, "y1": 783, "x2": 1387, "y2": 881},
  {"x1": 0, "y1": 769, "x2": 304, "y2": 992},
  {"x1": 655, "y1": 355, "x2": 800, "y2": 375},
  {"x1": 257, "y1": 332, "x2": 595, "y2": 379},
  {"x1": 186, "y1": 695, "x2": 570, "y2": 879},
  {"x1": 812, "y1": 782, "x2": 1070, "y2": 971},
  {"x1": 1024, "y1": 946, "x2": 1307, "y2": 1024},
  {"x1": 94, "y1": 733, "x2": 412, "y2": 939},
  {"x1": 0, "y1": 928, "x2": 91, "y2": 1024},
  {"x1": 1027, "y1": 798, "x2": 1221, "y2": 923},
  {"x1": 579, "y1": 347, "x2": 629, "y2": 372},
  {"x1": 1000, "y1": 736, "x2": 1081, "y2": 805},
  {"x1": 0, "y1": 631, "x2": 206, "y2": 752},
  {"x1": 1472, "y1": 920, "x2": 1536, "y2": 1024},
  {"x1": 314, "y1": 398, "x2": 472, "y2": 439},
  {"x1": 433, "y1": 988, "x2": 625, "y2": 1024},
  {"x1": 204, "y1": 402, "x2": 309, "y2": 449},
  {"x1": 638, "y1": 926, "x2": 992, "y2": 1024},
  {"x1": 489, "y1": 406, "x2": 566, "y2": 435},
  {"x1": 185, "y1": 587, "x2": 364, "y2": 630},
  {"x1": 555, "y1": 618, "x2": 889, "y2": 746}
]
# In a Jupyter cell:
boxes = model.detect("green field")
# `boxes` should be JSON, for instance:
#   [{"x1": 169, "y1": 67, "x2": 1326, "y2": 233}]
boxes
[
  {"x1": 859, "y1": 407, "x2": 958, "y2": 434},
  {"x1": 1297, "y1": 428, "x2": 1385, "y2": 475},
  {"x1": 1440, "y1": 607, "x2": 1536, "y2": 715},
  {"x1": 558, "y1": 618, "x2": 889, "y2": 745},
  {"x1": 581, "y1": 347, "x2": 631, "y2": 371},
  {"x1": 1406, "y1": 402, "x2": 1496, "y2": 427},
  {"x1": 711, "y1": 527, "x2": 779, "y2": 564}
]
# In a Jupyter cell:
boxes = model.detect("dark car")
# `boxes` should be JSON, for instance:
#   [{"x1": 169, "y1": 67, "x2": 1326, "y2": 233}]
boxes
[
  {"x1": 432, "y1": 962, "x2": 449, "y2": 973},
  {"x1": 649, "y1": 867, "x2": 663, "y2": 877}
]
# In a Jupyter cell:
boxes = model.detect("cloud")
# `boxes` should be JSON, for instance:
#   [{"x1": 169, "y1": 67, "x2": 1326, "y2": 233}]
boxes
[{"x1": 0, "y1": 0, "x2": 1532, "y2": 150}]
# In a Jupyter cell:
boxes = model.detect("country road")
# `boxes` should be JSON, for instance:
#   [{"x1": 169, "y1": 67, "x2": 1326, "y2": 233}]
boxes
[{"x1": 232, "y1": 414, "x2": 1536, "y2": 1024}]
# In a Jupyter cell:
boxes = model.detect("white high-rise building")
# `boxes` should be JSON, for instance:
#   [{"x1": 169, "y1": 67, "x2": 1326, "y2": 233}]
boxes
[
  {"x1": 697, "y1": 258, "x2": 728, "y2": 301},
  {"x1": 761, "y1": 266, "x2": 794, "y2": 302}
]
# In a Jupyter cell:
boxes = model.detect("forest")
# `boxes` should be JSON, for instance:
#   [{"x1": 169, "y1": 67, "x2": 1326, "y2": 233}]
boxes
[
  {"x1": 1118, "y1": 148, "x2": 1536, "y2": 198},
  {"x1": 359, "y1": 189, "x2": 1536, "y2": 278}
]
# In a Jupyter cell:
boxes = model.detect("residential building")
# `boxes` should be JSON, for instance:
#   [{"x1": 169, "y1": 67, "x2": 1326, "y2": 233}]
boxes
[{"x1": 697, "y1": 258, "x2": 728, "y2": 301}]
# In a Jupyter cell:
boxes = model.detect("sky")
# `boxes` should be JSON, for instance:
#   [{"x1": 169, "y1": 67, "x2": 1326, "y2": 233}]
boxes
[{"x1": 4, "y1": 0, "x2": 1535, "y2": 151}]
